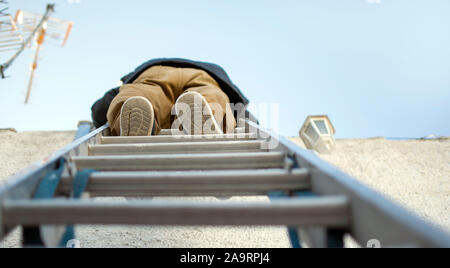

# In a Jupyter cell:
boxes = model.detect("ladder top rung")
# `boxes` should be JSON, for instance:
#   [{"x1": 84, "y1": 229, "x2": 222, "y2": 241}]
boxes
[
  {"x1": 101, "y1": 133, "x2": 259, "y2": 144},
  {"x1": 158, "y1": 127, "x2": 248, "y2": 136}
]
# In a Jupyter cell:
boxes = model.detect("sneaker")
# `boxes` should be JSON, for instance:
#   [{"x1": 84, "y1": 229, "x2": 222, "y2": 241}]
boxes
[
  {"x1": 174, "y1": 91, "x2": 223, "y2": 135},
  {"x1": 120, "y1": 96, "x2": 154, "y2": 136}
]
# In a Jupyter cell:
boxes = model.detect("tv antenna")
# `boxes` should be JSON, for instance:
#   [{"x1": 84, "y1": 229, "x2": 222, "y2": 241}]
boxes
[{"x1": 0, "y1": 3, "x2": 73, "y2": 103}]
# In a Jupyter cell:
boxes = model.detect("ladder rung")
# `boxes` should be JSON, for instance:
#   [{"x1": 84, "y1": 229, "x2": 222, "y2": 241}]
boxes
[
  {"x1": 58, "y1": 168, "x2": 310, "y2": 197},
  {"x1": 89, "y1": 140, "x2": 266, "y2": 156},
  {"x1": 101, "y1": 133, "x2": 258, "y2": 144},
  {"x1": 2, "y1": 196, "x2": 349, "y2": 227},
  {"x1": 158, "y1": 129, "x2": 174, "y2": 136},
  {"x1": 72, "y1": 152, "x2": 285, "y2": 171},
  {"x1": 158, "y1": 127, "x2": 248, "y2": 136}
]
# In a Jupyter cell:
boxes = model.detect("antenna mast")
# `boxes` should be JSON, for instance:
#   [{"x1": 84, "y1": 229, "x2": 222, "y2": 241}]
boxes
[
  {"x1": 0, "y1": 3, "x2": 73, "y2": 103},
  {"x1": 0, "y1": 4, "x2": 54, "y2": 79}
]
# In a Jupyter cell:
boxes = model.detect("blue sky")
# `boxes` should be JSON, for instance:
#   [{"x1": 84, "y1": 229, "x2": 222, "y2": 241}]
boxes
[{"x1": 1, "y1": 0, "x2": 449, "y2": 138}]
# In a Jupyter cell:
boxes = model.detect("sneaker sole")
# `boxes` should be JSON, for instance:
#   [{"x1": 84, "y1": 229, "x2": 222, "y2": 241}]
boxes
[
  {"x1": 175, "y1": 92, "x2": 223, "y2": 135},
  {"x1": 120, "y1": 96, "x2": 154, "y2": 136}
]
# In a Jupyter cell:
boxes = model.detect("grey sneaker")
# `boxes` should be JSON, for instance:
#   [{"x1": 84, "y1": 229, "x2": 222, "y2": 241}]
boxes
[
  {"x1": 120, "y1": 96, "x2": 154, "y2": 136},
  {"x1": 174, "y1": 91, "x2": 223, "y2": 135}
]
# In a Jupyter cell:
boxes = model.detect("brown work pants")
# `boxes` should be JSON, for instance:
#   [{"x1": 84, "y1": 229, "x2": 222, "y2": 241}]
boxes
[{"x1": 107, "y1": 66, "x2": 236, "y2": 136}]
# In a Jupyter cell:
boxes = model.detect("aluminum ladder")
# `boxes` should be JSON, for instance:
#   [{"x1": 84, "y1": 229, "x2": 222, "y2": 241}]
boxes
[{"x1": 0, "y1": 120, "x2": 449, "y2": 248}]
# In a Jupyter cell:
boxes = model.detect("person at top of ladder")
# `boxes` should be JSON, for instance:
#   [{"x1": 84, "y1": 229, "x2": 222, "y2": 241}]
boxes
[{"x1": 91, "y1": 58, "x2": 253, "y2": 136}]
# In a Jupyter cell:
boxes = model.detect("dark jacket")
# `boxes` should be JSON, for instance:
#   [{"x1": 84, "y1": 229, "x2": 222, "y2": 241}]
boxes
[{"x1": 91, "y1": 58, "x2": 249, "y2": 128}]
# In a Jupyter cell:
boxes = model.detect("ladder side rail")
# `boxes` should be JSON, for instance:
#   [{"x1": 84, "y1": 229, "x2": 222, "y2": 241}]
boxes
[
  {"x1": 247, "y1": 120, "x2": 450, "y2": 248},
  {"x1": 0, "y1": 123, "x2": 107, "y2": 240}
]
